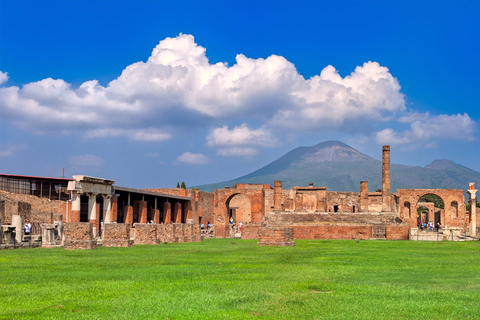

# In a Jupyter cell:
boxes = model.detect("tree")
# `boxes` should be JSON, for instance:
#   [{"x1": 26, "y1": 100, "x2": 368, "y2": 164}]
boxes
[
  {"x1": 181, "y1": 181, "x2": 186, "y2": 189},
  {"x1": 176, "y1": 182, "x2": 180, "y2": 188}
]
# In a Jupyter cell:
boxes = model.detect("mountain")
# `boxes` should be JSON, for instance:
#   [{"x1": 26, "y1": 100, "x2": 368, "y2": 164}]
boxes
[{"x1": 195, "y1": 141, "x2": 480, "y2": 192}]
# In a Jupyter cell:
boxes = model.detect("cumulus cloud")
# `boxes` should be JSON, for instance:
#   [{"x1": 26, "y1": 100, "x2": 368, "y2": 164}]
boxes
[
  {"x1": 0, "y1": 71, "x2": 8, "y2": 85},
  {"x1": 0, "y1": 34, "x2": 406, "y2": 138},
  {"x1": 376, "y1": 112, "x2": 476, "y2": 146},
  {"x1": 176, "y1": 152, "x2": 209, "y2": 165},
  {"x1": 206, "y1": 123, "x2": 278, "y2": 147}
]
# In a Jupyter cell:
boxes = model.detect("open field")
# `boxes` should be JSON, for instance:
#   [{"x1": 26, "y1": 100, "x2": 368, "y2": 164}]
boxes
[{"x1": 1, "y1": 239, "x2": 480, "y2": 319}]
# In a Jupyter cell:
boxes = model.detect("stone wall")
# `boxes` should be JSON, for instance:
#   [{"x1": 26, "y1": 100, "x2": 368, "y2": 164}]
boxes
[
  {"x1": 64, "y1": 222, "x2": 97, "y2": 250},
  {"x1": 103, "y1": 223, "x2": 133, "y2": 247},
  {"x1": 327, "y1": 192, "x2": 360, "y2": 213},
  {"x1": 257, "y1": 227, "x2": 294, "y2": 246},
  {"x1": 263, "y1": 212, "x2": 397, "y2": 225},
  {"x1": 134, "y1": 224, "x2": 159, "y2": 245}
]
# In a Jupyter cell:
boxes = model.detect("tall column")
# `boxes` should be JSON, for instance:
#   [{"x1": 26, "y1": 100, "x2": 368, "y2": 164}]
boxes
[
  {"x1": 294, "y1": 193, "x2": 303, "y2": 212},
  {"x1": 88, "y1": 194, "x2": 97, "y2": 237},
  {"x1": 174, "y1": 202, "x2": 182, "y2": 223},
  {"x1": 274, "y1": 180, "x2": 282, "y2": 211},
  {"x1": 124, "y1": 206, "x2": 133, "y2": 225},
  {"x1": 153, "y1": 209, "x2": 160, "y2": 224},
  {"x1": 467, "y1": 183, "x2": 478, "y2": 235},
  {"x1": 12, "y1": 215, "x2": 22, "y2": 243},
  {"x1": 360, "y1": 181, "x2": 369, "y2": 212},
  {"x1": 71, "y1": 192, "x2": 81, "y2": 222},
  {"x1": 163, "y1": 202, "x2": 172, "y2": 224},
  {"x1": 103, "y1": 195, "x2": 112, "y2": 223},
  {"x1": 137, "y1": 201, "x2": 147, "y2": 224},
  {"x1": 382, "y1": 145, "x2": 391, "y2": 212},
  {"x1": 111, "y1": 196, "x2": 118, "y2": 222}
]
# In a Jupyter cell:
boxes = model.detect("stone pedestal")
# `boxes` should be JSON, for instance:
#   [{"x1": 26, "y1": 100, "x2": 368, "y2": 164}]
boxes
[
  {"x1": 41, "y1": 224, "x2": 58, "y2": 247},
  {"x1": 1, "y1": 225, "x2": 16, "y2": 244},
  {"x1": 12, "y1": 215, "x2": 22, "y2": 243}
]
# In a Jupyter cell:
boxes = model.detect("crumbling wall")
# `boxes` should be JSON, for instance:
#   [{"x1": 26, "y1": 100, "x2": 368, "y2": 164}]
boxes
[
  {"x1": 103, "y1": 223, "x2": 133, "y2": 247},
  {"x1": 327, "y1": 191, "x2": 360, "y2": 213},
  {"x1": 64, "y1": 222, "x2": 96, "y2": 250},
  {"x1": 294, "y1": 225, "x2": 373, "y2": 240}
]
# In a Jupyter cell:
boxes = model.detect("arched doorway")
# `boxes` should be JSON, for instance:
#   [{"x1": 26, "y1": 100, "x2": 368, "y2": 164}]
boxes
[
  {"x1": 417, "y1": 193, "x2": 444, "y2": 228},
  {"x1": 226, "y1": 193, "x2": 252, "y2": 225}
]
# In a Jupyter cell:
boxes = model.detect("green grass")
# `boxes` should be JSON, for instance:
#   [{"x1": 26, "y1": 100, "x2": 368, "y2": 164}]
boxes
[{"x1": 1, "y1": 239, "x2": 480, "y2": 319}]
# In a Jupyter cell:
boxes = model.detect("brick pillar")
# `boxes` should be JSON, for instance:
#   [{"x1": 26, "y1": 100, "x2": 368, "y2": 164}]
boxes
[
  {"x1": 274, "y1": 180, "x2": 282, "y2": 211},
  {"x1": 71, "y1": 192, "x2": 81, "y2": 223},
  {"x1": 111, "y1": 196, "x2": 118, "y2": 222},
  {"x1": 163, "y1": 202, "x2": 172, "y2": 224},
  {"x1": 360, "y1": 181, "x2": 369, "y2": 212},
  {"x1": 153, "y1": 209, "x2": 160, "y2": 224},
  {"x1": 137, "y1": 201, "x2": 147, "y2": 224},
  {"x1": 186, "y1": 201, "x2": 193, "y2": 220},
  {"x1": 103, "y1": 196, "x2": 112, "y2": 223},
  {"x1": 174, "y1": 202, "x2": 182, "y2": 223},
  {"x1": 124, "y1": 206, "x2": 133, "y2": 225},
  {"x1": 88, "y1": 194, "x2": 97, "y2": 236},
  {"x1": 467, "y1": 183, "x2": 478, "y2": 235},
  {"x1": 382, "y1": 145, "x2": 391, "y2": 212}
]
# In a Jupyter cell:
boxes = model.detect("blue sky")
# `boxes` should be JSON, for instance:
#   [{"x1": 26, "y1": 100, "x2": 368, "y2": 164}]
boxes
[{"x1": 0, "y1": 0, "x2": 479, "y2": 189}]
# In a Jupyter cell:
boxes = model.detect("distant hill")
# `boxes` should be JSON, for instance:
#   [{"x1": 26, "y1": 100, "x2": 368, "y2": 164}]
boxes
[{"x1": 195, "y1": 141, "x2": 480, "y2": 192}]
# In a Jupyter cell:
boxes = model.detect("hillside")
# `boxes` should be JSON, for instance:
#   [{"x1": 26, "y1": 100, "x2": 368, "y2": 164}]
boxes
[{"x1": 196, "y1": 141, "x2": 480, "y2": 192}]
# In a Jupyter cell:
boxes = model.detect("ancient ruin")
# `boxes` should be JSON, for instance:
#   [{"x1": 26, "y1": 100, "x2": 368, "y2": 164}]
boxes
[{"x1": 0, "y1": 145, "x2": 478, "y2": 249}]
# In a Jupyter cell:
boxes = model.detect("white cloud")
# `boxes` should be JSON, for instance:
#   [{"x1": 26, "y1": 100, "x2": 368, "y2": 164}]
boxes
[
  {"x1": 0, "y1": 34, "x2": 406, "y2": 139},
  {"x1": 376, "y1": 112, "x2": 476, "y2": 146},
  {"x1": 85, "y1": 128, "x2": 171, "y2": 142},
  {"x1": 0, "y1": 150, "x2": 14, "y2": 157},
  {"x1": 0, "y1": 71, "x2": 8, "y2": 85},
  {"x1": 217, "y1": 147, "x2": 259, "y2": 157},
  {"x1": 176, "y1": 152, "x2": 209, "y2": 165},
  {"x1": 206, "y1": 123, "x2": 278, "y2": 147}
]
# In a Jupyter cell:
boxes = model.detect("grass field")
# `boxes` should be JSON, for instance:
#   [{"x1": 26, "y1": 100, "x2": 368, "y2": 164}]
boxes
[{"x1": 1, "y1": 239, "x2": 479, "y2": 319}]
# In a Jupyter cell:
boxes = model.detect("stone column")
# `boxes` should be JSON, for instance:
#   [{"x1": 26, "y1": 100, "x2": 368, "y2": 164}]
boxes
[
  {"x1": 12, "y1": 215, "x2": 22, "y2": 243},
  {"x1": 382, "y1": 145, "x2": 391, "y2": 212},
  {"x1": 88, "y1": 194, "x2": 97, "y2": 237},
  {"x1": 467, "y1": 183, "x2": 478, "y2": 235},
  {"x1": 294, "y1": 193, "x2": 303, "y2": 212},
  {"x1": 163, "y1": 202, "x2": 172, "y2": 224},
  {"x1": 102, "y1": 196, "x2": 112, "y2": 223},
  {"x1": 71, "y1": 192, "x2": 81, "y2": 223},
  {"x1": 360, "y1": 181, "x2": 369, "y2": 212},
  {"x1": 274, "y1": 180, "x2": 282, "y2": 211},
  {"x1": 174, "y1": 202, "x2": 182, "y2": 223}
]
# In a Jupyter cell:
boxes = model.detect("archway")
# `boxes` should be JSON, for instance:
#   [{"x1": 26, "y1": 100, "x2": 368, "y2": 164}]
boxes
[
  {"x1": 417, "y1": 193, "x2": 444, "y2": 227},
  {"x1": 226, "y1": 193, "x2": 252, "y2": 225}
]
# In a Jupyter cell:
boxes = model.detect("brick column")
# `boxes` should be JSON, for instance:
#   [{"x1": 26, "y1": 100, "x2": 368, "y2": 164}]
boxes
[
  {"x1": 360, "y1": 181, "x2": 368, "y2": 212},
  {"x1": 294, "y1": 193, "x2": 303, "y2": 212},
  {"x1": 153, "y1": 209, "x2": 160, "y2": 224},
  {"x1": 467, "y1": 183, "x2": 478, "y2": 235},
  {"x1": 186, "y1": 201, "x2": 193, "y2": 220},
  {"x1": 71, "y1": 192, "x2": 81, "y2": 223},
  {"x1": 274, "y1": 180, "x2": 282, "y2": 211},
  {"x1": 382, "y1": 145, "x2": 391, "y2": 212},
  {"x1": 163, "y1": 202, "x2": 172, "y2": 224},
  {"x1": 88, "y1": 194, "x2": 97, "y2": 236},
  {"x1": 137, "y1": 201, "x2": 147, "y2": 224},
  {"x1": 124, "y1": 206, "x2": 133, "y2": 225},
  {"x1": 103, "y1": 196, "x2": 112, "y2": 223},
  {"x1": 111, "y1": 196, "x2": 118, "y2": 223},
  {"x1": 174, "y1": 202, "x2": 182, "y2": 223}
]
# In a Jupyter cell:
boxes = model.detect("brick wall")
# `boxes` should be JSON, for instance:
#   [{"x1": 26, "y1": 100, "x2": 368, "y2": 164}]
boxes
[
  {"x1": 64, "y1": 222, "x2": 97, "y2": 250},
  {"x1": 258, "y1": 227, "x2": 294, "y2": 246},
  {"x1": 293, "y1": 225, "x2": 373, "y2": 240},
  {"x1": 241, "y1": 223, "x2": 262, "y2": 239},
  {"x1": 386, "y1": 224, "x2": 410, "y2": 240}
]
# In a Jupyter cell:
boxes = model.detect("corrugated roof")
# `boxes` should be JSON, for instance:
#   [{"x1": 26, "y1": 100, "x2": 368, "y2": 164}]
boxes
[{"x1": 0, "y1": 173, "x2": 73, "y2": 182}]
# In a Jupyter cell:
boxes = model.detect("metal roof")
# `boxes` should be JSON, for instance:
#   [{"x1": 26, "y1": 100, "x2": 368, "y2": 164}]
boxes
[{"x1": 0, "y1": 173, "x2": 73, "y2": 182}]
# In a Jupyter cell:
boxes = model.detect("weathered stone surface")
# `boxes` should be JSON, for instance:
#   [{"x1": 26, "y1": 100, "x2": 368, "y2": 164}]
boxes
[
  {"x1": 103, "y1": 223, "x2": 133, "y2": 247},
  {"x1": 134, "y1": 224, "x2": 159, "y2": 245},
  {"x1": 64, "y1": 222, "x2": 97, "y2": 250}
]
